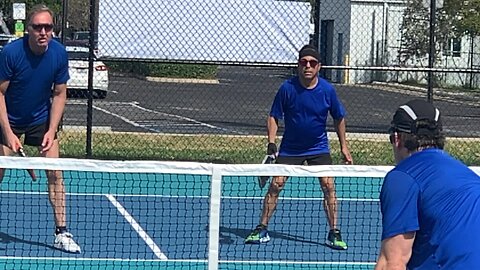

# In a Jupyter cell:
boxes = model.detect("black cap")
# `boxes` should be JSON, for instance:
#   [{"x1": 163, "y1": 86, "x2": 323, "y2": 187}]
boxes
[
  {"x1": 390, "y1": 99, "x2": 442, "y2": 135},
  {"x1": 298, "y1": 45, "x2": 320, "y2": 61}
]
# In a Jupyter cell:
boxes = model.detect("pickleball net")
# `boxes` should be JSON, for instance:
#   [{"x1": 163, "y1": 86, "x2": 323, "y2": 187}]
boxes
[{"x1": 0, "y1": 156, "x2": 392, "y2": 270}]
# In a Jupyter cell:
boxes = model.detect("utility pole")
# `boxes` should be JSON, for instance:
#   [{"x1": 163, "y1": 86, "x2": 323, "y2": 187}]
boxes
[{"x1": 427, "y1": 0, "x2": 436, "y2": 103}]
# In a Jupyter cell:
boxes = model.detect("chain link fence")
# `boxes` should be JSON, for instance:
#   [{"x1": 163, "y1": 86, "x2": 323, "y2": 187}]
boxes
[{"x1": 58, "y1": 0, "x2": 480, "y2": 165}]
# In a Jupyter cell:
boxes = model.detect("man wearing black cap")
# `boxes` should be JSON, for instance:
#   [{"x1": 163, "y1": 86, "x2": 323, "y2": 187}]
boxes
[
  {"x1": 375, "y1": 99, "x2": 480, "y2": 269},
  {"x1": 245, "y1": 45, "x2": 352, "y2": 250}
]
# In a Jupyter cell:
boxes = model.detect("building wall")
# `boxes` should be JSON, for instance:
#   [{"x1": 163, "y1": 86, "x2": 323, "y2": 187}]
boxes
[
  {"x1": 318, "y1": 0, "x2": 478, "y2": 88},
  {"x1": 317, "y1": 0, "x2": 351, "y2": 82},
  {"x1": 348, "y1": 0, "x2": 406, "y2": 84}
]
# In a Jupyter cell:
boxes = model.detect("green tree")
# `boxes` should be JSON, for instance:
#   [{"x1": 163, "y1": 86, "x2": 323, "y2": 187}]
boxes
[
  {"x1": 398, "y1": 0, "x2": 479, "y2": 65},
  {"x1": 443, "y1": 0, "x2": 480, "y2": 36}
]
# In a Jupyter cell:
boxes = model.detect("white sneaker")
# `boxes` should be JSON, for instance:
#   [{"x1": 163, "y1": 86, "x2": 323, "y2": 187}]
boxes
[{"x1": 54, "y1": 232, "x2": 81, "y2": 253}]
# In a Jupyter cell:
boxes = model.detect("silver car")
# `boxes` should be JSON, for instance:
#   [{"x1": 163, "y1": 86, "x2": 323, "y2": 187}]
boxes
[{"x1": 66, "y1": 46, "x2": 109, "y2": 99}]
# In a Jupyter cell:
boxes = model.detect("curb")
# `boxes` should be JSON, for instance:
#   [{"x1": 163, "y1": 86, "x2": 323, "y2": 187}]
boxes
[{"x1": 370, "y1": 81, "x2": 480, "y2": 103}]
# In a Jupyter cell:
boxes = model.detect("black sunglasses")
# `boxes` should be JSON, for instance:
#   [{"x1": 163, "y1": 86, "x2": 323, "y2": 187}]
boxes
[
  {"x1": 30, "y1": 23, "x2": 54, "y2": 32},
  {"x1": 389, "y1": 133, "x2": 395, "y2": 144},
  {"x1": 299, "y1": 59, "x2": 319, "y2": 68}
]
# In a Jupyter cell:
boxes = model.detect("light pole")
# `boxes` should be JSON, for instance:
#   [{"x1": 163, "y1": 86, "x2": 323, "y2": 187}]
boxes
[
  {"x1": 427, "y1": 0, "x2": 436, "y2": 103},
  {"x1": 61, "y1": 0, "x2": 68, "y2": 42}
]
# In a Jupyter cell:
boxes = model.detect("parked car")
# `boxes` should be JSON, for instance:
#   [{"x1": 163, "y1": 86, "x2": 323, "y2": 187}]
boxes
[
  {"x1": 65, "y1": 31, "x2": 98, "y2": 49},
  {"x1": 66, "y1": 46, "x2": 108, "y2": 99},
  {"x1": 0, "y1": 34, "x2": 18, "y2": 51}
]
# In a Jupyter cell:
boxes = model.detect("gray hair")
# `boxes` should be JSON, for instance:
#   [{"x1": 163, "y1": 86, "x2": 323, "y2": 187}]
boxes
[{"x1": 27, "y1": 4, "x2": 54, "y2": 25}]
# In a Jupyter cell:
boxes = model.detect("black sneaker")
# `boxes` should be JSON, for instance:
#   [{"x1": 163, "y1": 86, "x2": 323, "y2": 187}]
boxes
[
  {"x1": 325, "y1": 229, "x2": 347, "y2": 250},
  {"x1": 244, "y1": 224, "x2": 270, "y2": 244}
]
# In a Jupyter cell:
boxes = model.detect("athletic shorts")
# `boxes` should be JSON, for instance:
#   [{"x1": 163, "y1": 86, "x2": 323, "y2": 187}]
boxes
[
  {"x1": 276, "y1": 153, "x2": 332, "y2": 166},
  {"x1": 0, "y1": 122, "x2": 57, "y2": 147}
]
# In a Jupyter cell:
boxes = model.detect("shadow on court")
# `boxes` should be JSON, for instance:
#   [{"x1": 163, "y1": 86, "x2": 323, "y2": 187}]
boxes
[
  {"x1": 0, "y1": 232, "x2": 57, "y2": 251},
  {"x1": 215, "y1": 226, "x2": 324, "y2": 245}
]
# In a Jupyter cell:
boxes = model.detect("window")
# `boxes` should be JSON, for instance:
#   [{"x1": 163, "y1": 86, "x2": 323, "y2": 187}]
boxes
[{"x1": 443, "y1": 38, "x2": 462, "y2": 57}]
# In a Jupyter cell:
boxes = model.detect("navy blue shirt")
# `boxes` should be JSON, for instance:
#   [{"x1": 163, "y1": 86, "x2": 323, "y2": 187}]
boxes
[
  {"x1": 0, "y1": 36, "x2": 69, "y2": 127},
  {"x1": 270, "y1": 76, "x2": 346, "y2": 156},
  {"x1": 381, "y1": 149, "x2": 480, "y2": 269}
]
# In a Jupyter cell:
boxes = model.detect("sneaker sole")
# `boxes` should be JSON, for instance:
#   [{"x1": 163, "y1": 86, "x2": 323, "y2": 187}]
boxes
[
  {"x1": 325, "y1": 241, "x2": 347, "y2": 250},
  {"x1": 54, "y1": 244, "x2": 81, "y2": 254},
  {"x1": 245, "y1": 236, "x2": 270, "y2": 244}
]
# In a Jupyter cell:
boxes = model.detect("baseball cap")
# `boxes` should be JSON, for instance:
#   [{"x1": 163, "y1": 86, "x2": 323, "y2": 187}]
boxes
[
  {"x1": 390, "y1": 99, "x2": 442, "y2": 135},
  {"x1": 298, "y1": 45, "x2": 320, "y2": 61}
]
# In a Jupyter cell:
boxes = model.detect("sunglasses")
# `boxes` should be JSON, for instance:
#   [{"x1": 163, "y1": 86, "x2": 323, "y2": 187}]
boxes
[
  {"x1": 389, "y1": 133, "x2": 396, "y2": 144},
  {"x1": 30, "y1": 23, "x2": 54, "y2": 32},
  {"x1": 299, "y1": 59, "x2": 319, "y2": 68}
]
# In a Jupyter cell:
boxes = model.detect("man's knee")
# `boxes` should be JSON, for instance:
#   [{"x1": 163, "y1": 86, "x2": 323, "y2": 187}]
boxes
[
  {"x1": 46, "y1": 170, "x2": 62, "y2": 182},
  {"x1": 268, "y1": 177, "x2": 286, "y2": 194},
  {"x1": 320, "y1": 177, "x2": 335, "y2": 192}
]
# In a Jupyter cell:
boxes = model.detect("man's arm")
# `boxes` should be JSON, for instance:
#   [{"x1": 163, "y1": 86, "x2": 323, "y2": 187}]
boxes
[
  {"x1": 41, "y1": 83, "x2": 67, "y2": 152},
  {"x1": 49, "y1": 83, "x2": 67, "y2": 132},
  {"x1": 0, "y1": 80, "x2": 11, "y2": 132},
  {"x1": 267, "y1": 116, "x2": 278, "y2": 144},
  {"x1": 0, "y1": 80, "x2": 19, "y2": 151},
  {"x1": 375, "y1": 232, "x2": 415, "y2": 270},
  {"x1": 333, "y1": 117, "x2": 352, "y2": 164}
]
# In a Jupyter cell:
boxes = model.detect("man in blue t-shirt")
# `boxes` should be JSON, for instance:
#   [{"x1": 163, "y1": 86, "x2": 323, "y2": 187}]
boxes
[
  {"x1": 245, "y1": 45, "x2": 353, "y2": 250},
  {"x1": 0, "y1": 5, "x2": 81, "y2": 253},
  {"x1": 375, "y1": 99, "x2": 480, "y2": 269}
]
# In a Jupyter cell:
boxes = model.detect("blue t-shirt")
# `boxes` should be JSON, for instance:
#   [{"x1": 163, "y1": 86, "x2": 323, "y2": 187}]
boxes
[
  {"x1": 0, "y1": 36, "x2": 69, "y2": 127},
  {"x1": 269, "y1": 76, "x2": 346, "y2": 156},
  {"x1": 380, "y1": 149, "x2": 480, "y2": 269}
]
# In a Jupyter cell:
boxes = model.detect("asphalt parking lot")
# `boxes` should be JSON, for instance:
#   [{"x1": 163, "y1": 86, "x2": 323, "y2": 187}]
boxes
[{"x1": 63, "y1": 66, "x2": 480, "y2": 138}]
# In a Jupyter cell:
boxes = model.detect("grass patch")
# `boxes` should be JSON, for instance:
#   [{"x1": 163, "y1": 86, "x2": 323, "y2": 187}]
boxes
[
  {"x1": 104, "y1": 61, "x2": 218, "y2": 79},
  {"x1": 26, "y1": 131, "x2": 478, "y2": 166}
]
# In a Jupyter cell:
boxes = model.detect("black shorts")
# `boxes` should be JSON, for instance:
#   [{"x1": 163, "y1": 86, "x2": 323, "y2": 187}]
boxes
[
  {"x1": 0, "y1": 122, "x2": 56, "y2": 147},
  {"x1": 276, "y1": 153, "x2": 333, "y2": 166}
]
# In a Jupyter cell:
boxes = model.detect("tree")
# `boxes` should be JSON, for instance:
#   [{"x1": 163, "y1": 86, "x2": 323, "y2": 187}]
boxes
[
  {"x1": 398, "y1": 0, "x2": 454, "y2": 65},
  {"x1": 443, "y1": 0, "x2": 480, "y2": 36},
  {"x1": 398, "y1": 0, "x2": 479, "y2": 65},
  {"x1": 66, "y1": 0, "x2": 92, "y2": 32}
]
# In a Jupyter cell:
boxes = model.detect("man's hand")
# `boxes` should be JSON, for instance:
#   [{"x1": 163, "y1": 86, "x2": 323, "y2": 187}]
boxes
[
  {"x1": 342, "y1": 146, "x2": 353, "y2": 165},
  {"x1": 267, "y1": 143, "x2": 277, "y2": 156},
  {"x1": 5, "y1": 131, "x2": 22, "y2": 153},
  {"x1": 40, "y1": 130, "x2": 56, "y2": 154}
]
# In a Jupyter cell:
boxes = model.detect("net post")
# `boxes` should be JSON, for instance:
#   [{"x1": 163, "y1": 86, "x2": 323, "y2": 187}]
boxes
[{"x1": 207, "y1": 165, "x2": 222, "y2": 270}]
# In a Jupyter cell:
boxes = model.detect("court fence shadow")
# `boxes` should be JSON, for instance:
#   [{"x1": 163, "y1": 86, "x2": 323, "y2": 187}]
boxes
[
  {"x1": 0, "y1": 232, "x2": 57, "y2": 251},
  {"x1": 205, "y1": 225, "x2": 325, "y2": 246}
]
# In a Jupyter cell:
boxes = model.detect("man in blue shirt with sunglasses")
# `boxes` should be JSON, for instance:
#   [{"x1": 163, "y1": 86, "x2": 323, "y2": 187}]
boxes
[
  {"x1": 245, "y1": 45, "x2": 352, "y2": 250},
  {"x1": 0, "y1": 4, "x2": 81, "y2": 253}
]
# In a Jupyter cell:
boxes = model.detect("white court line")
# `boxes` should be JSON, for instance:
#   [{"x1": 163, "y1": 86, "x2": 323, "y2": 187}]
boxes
[
  {"x1": 0, "y1": 256, "x2": 375, "y2": 266},
  {"x1": 219, "y1": 260, "x2": 375, "y2": 266},
  {"x1": 0, "y1": 191, "x2": 377, "y2": 201},
  {"x1": 69, "y1": 100, "x2": 246, "y2": 134},
  {"x1": 0, "y1": 257, "x2": 204, "y2": 262},
  {"x1": 0, "y1": 191, "x2": 378, "y2": 201},
  {"x1": 129, "y1": 103, "x2": 246, "y2": 134},
  {"x1": 105, "y1": 194, "x2": 168, "y2": 260}
]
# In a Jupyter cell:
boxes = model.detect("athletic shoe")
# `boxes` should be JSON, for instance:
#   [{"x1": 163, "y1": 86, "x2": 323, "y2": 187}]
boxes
[
  {"x1": 54, "y1": 232, "x2": 81, "y2": 253},
  {"x1": 326, "y1": 229, "x2": 347, "y2": 250},
  {"x1": 244, "y1": 224, "x2": 270, "y2": 244}
]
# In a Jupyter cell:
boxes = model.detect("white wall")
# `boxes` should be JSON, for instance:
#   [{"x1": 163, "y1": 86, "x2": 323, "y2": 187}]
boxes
[
  {"x1": 348, "y1": 1, "x2": 406, "y2": 83},
  {"x1": 98, "y1": 0, "x2": 311, "y2": 63}
]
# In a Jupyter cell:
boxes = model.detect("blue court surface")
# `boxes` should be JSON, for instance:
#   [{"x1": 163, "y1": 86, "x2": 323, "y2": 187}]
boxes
[{"x1": 0, "y1": 169, "x2": 381, "y2": 270}]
